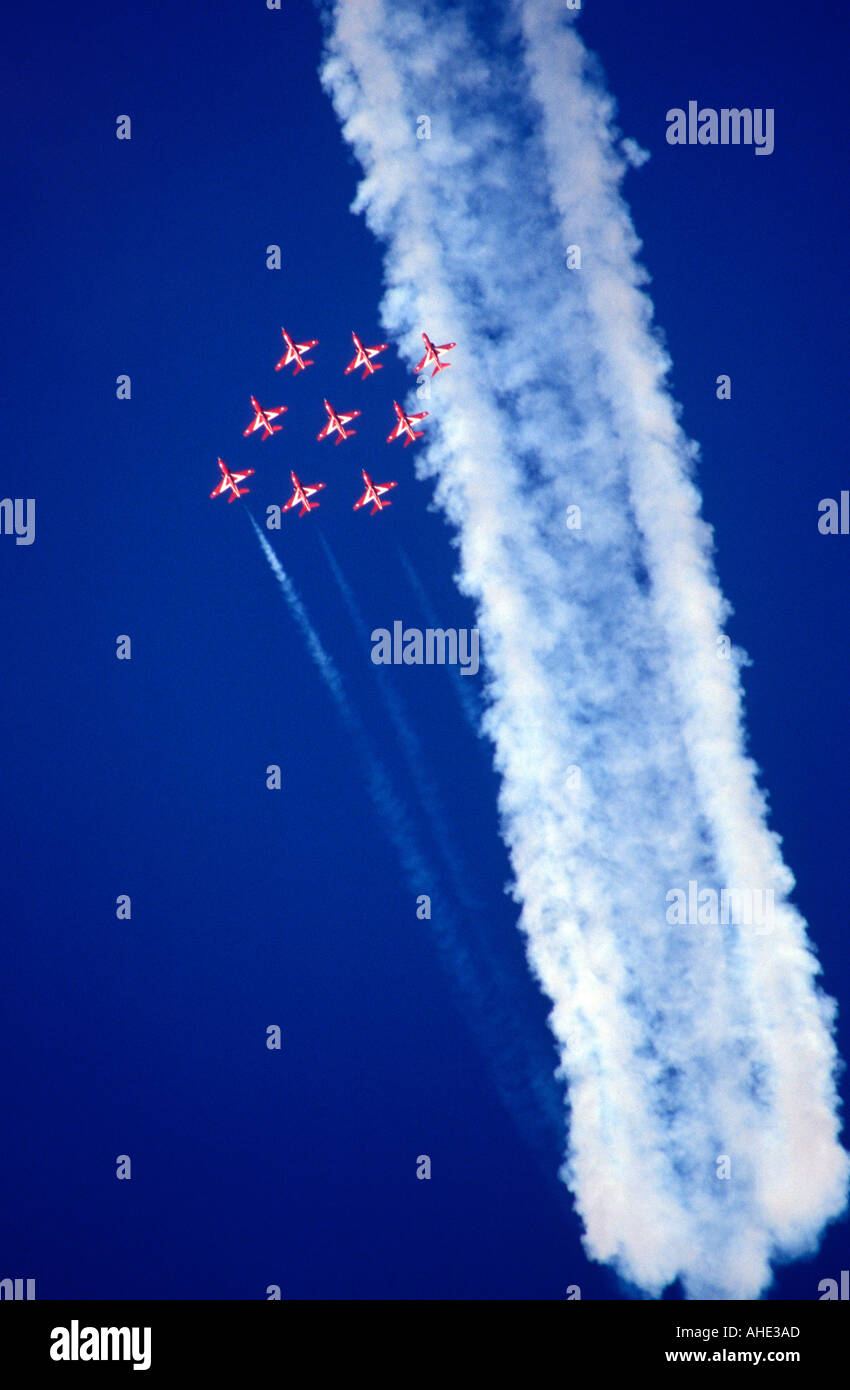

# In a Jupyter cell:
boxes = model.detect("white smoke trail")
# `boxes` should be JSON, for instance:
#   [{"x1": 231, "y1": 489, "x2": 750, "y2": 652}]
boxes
[
  {"x1": 514, "y1": 0, "x2": 848, "y2": 1286},
  {"x1": 396, "y1": 546, "x2": 483, "y2": 739},
  {"x1": 319, "y1": 0, "x2": 848, "y2": 1297},
  {"x1": 249, "y1": 512, "x2": 349, "y2": 707},
  {"x1": 247, "y1": 508, "x2": 567, "y2": 1158},
  {"x1": 248, "y1": 510, "x2": 435, "y2": 890},
  {"x1": 317, "y1": 530, "x2": 571, "y2": 1149},
  {"x1": 317, "y1": 529, "x2": 480, "y2": 913}
]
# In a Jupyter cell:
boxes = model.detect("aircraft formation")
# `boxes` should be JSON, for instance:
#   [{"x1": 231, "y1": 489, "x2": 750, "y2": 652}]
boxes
[{"x1": 209, "y1": 329, "x2": 456, "y2": 517}]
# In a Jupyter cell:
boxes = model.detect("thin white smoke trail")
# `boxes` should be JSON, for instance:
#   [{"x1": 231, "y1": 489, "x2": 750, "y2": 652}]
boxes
[
  {"x1": 248, "y1": 510, "x2": 432, "y2": 885},
  {"x1": 317, "y1": 529, "x2": 480, "y2": 913},
  {"x1": 319, "y1": 0, "x2": 848, "y2": 1298},
  {"x1": 247, "y1": 507, "x2": 566, "y2": 1156},
  {"x1": 249, "y1": 512, "x2": 349, "y2": 709},
  {"x1": 248, "y1": 509, "x2": 413, "y2": 841},
  {"x1": 317, "y1": 529, "x2": 570, "y2": 1147},
  {"x1": 396, "y1": 546, "x2": 483, "y2": 739}
]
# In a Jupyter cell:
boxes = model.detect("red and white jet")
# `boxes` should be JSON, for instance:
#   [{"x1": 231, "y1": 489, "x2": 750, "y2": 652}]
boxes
[
  {"x1": 354, "y1": 469, "x2": 397, "y2": 515},
  {"x1": 345, "y1": 331, "x2": 389, "y2": 378},
  {"x1": 387, "y1": 399, "x2": 429, "y2": 447},
  {"x1": 283, "y1": 471, "x2": 325, "y2": 518},
  {"x1": 275, "y1": 327, "x2": 318, "y2": 375},
  {"x1": 317, "y1": 398, "x2": 361, "y2": 445},
  {"x1": 415, "y1": 332, "x2": 456, "y2": 376},
  {"x1": 243, "y1": 396, "x2": 288, "y2": 441},
  {"x1": 210, "y1": 458, "x2": 254, "y2": 504}
]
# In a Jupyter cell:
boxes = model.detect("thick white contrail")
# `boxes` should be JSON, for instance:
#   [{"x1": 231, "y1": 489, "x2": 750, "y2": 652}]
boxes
[
  {"x1": 514, "y1": 0, "x2": 848, "y2": 1289},
  {"x1": 320, "y1": 0, "x2": 847, "y2": 1297}
]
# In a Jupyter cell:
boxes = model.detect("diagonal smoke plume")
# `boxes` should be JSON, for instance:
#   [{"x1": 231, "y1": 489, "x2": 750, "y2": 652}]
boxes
[{"x1": 318, "y1": 0, "x2": 848, "y2": 1297}]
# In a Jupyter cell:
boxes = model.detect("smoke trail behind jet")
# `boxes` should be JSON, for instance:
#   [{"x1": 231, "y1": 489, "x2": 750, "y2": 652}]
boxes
[
  {"x1": 396, "y1": 546, "x2": 483, "y2": 738},
  {"x1": 317, "y1": 529, "x2": 479, "y2": 912},
  {"x1": 248, "y1": 508, "x2": 567, "y2": 1158}
]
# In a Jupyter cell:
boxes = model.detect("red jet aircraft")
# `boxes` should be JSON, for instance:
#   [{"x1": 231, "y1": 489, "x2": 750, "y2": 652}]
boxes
[
  {"x1": 354, "y1": 470, "x2": 397, "y2": 515},
  {"x1": 210, "y1": 458, "x2": 254, "y2": 504},
  {"x1": 345, "y1": 331, "x2": 389, "y2": 378},
  {"x1": 415, "y1": 332, "x2": 456, "y2": 376},
  {"x1": 282, "y1": 471, "x2": 325, "y2": 518},
  {"x1": 275, "y1": 328, "x2": 318, "y2": 375},
  {"x1": 243, "y1": 396, "x2": 288, "y2": 441},
  {"x1": 318, "y1": 398, "x2": 361, "y2": 445},
  {"x1": 387, "y1": 400, "x2": 429, "y2": 447}
]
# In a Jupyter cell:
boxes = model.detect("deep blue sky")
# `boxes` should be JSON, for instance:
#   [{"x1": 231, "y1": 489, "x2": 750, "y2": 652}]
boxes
[{"x1": 0, "y1": 0, "x2": 847, "y2": 1299}]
